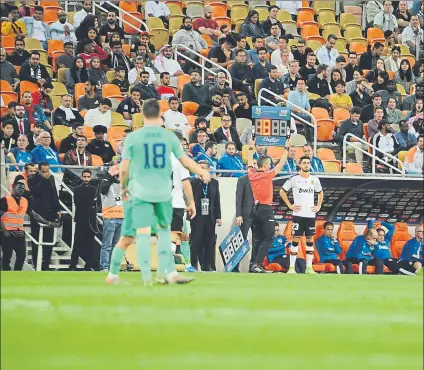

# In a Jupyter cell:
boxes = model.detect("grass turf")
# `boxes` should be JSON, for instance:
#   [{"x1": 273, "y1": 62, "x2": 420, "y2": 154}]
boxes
[{"x1": 1, "y1": 272, "x2": 423, "y2": 370}]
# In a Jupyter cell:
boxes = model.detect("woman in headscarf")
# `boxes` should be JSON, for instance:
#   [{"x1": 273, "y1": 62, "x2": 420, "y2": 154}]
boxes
[
  {"x1": 76, "y1": 25, "x2": 102, "y2": 54},
  {"x1": 76, "y1": 14, "x2": 99, "y2": 41},
  {"x1": 87, "y1": 56, "x2": 108, "y2": 92},
  {"x1": 66, "y1": 57, "x2": 89, "y2": 95}
]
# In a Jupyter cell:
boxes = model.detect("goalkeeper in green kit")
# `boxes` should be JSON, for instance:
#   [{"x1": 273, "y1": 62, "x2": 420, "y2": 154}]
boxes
[{"x1": 105, "y1": 99, "x2": 211, "y2": 286}]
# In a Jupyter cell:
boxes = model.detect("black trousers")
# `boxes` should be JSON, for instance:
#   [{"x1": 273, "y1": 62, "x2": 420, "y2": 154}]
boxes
[
  {"x1": 190, "y1": 215, "x2": 216, "y2": 270},
  {"x1": 71, "y1": 221, "x2": 97, "y2": 270},
  {"x1": 31, "y1": 220, "x2": 55, "y2": 271},
  {"x1": 345, "y1": 258, "x2": 368, "y2": 274},
  {"x1": 322, "y1": 259, "x2": 345, "y2": 274},
  {"x1": 398, "y1": 260, "x2": 420, "y2": 275},
  {"x1": 1, "y1": 233, "x2": 26, "y2": 271},
  {"x1": 252, "y1": 204, "x2": 275, "y2": 265},
  {"x1": 368, "y1": 258, "x2": 399, "y2": 274}
]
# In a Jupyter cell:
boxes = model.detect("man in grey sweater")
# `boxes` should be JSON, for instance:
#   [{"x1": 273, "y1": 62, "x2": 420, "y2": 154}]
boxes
[
  {"x1": 182, "y1": 69, "x2": 210, "y2": 105},
  {"x1": 0, "y1": 48, "x2": 19, "y2": 89}
]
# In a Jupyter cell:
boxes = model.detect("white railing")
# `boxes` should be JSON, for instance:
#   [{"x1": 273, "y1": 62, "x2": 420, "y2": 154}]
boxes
[
  {"x1": 342, "y1": 134, "x2": 405, "y2": 175},
  {"x1": 173, "y1": 44, "x2": 232, "y2": 86},
  {"x1": 93, "y1": 1, "x2": 148, "y2": 33},
  {"x1": 257, "y1": 88, "x2": 317, "y2": 155}
]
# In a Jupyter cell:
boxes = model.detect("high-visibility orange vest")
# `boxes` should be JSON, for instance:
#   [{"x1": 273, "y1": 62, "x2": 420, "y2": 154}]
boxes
[{"x1": 1, "y1": 195, "x2": 28, "y2": 231}]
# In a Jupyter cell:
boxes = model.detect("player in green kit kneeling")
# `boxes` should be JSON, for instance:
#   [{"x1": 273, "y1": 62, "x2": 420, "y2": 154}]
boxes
[{"x1": 105, "y1": 99, "x2": 211, "y2": 286}]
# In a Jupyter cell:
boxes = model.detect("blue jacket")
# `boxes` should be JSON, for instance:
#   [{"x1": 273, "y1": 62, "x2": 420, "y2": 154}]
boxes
[
  {"x1": 282, "y1": 157, "x2": 297, "y2": 173},
  {"x1": 268, "y1": 235, "x2": 290, "y2": 263},
  {"x1": 195, "y1": 153, "x2": 218, "y2": 172},
  {"x1": 369, "y1": 220, "x2": 394, "y2": 260},
  {"x1": 8, "y1": 148, "x2": 33, "y2": 171},
  {"x1": 346, "y1": 235, "x2": 373, "y2": 261},
  {"x1": 192, "y1": 144, "x2": 205, "y2": 159},
  {"x1": 400, "y1": 238, "x2": 423, "y2": 262},
  {"x1": 217, "y1": 153, "x2": 245, "y2": 178},
  {"x1": 31, "y1": 145, "x2": 61, "y2": 173},
  {"x1": 316, "y1": 235, "x2": 342, "y2": 262},
  {"x1": 25, "y1": 104, "x2": 48, "y2": 128},
  {"x1": 22, "y1": 17, "x2": 51, "y2": 40},
  {"x1": 310, "y1": 156, "x2": 324, "y2": 173},
  {"x1": 253, "y1": 152, "x2": 274, "y2": 169}
]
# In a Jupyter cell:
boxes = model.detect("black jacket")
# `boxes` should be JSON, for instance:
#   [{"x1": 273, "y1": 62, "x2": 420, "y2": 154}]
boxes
[
  {"x1": 335, "y1": 119, "x2": 364, "y2": 145},
  {"x1": 307, "y1": 75, "x2": 331, "y2": 97},
  {"x1": 350, "y1": 91, "x2": 372, "y2": 108},
  {"x1": 195, "y1": 104, "x2": 237, "y2": 126},
  {"x1": 214, "y1": 126, "x2": 242, "y2": 151},
  {"x1": 59, "y1": 134, "x2": 77, "y2": 154},
  {"x1": 235, "y1": 175, "x2": 254, "y2": 220},
  {"x1": 252, "y1": 62, "x2": 272, "y2": 81},
  {"x1": 258, "y1": 77, "x2": 284, "y2": 105},
  {"x1": 86, "y1": 139, "x2": 115, "y2": 164},
  {"x1": 360, "y1": 104, "x2": 388, "y2": 123},
  {"x1": 190, "y1": 177, "x2": 221, "y2": 223},
  {"x1": 8, "y1": 117, "x2": 31, "y2": 138},
  {"x1": 7, "y1": 50, "x2": 30, "y2": 66},
  {"x1": 229, "y1": 62, "x2": 255, "y2": 88},
  {"x1": 73, "y1": 182, "x2": 97, "y2": 222},
  {"x1": 18, "y1": 62, "x2": 51, "y2": 84},
  {"x1": 261, "y1": 18, "x2": 285, "y2": 36},
  {"x1": 27, "y1": 173, "x2": 60, "y2": 221},
  {"x1": 182, "y1": 82, "x2": 210, "y2": 105},
  {"x1": 134, "y1": 82, "x2": 160, "y2": 100},
  {"x1": 358, "y1": 50, "x2": 375, "y2": 70},
  {"x1": 52, "y1": 107, "x2": 84, "y2": 127}
]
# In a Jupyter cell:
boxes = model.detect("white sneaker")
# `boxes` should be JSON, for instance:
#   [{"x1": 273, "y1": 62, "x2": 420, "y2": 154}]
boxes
[
  {"x1": 306, "y1": 267, "x2": 317, "y2": 274},
  {"x1": 287, "y1": 267, "x2": 297, "y2": 274}
]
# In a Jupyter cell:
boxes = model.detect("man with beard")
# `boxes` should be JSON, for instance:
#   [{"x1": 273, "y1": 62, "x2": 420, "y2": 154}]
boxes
[
  {"x1": 0, "y1": 48, "x2": 19, "y2": 90},
  {"x1": 52, "y1": 94, "x2": 84, "y2": 127},
  {"x1": 56, "y1": 42, "x2": 75, "y2": 70},
  {"x1": 132, "y1": 43, "x2": 157, "y2": 72},
  {"x1": 77, "y1": 80, "x2": 102, "y2": 113},
  {"x1": 153, "y1": 44, "x2": 184, "y2": 86},
  {"x1": 307, "y1": 64, "x2": 331, "y2": 99},
  {"x1": 402, "y1": 83, "x2": 423, "y2": 111},
  {"x1": 19, "y1": 51, "x2": 51, "y2": 85},
  {"x1": 217, "y1": 142, "x2": 245, "y2": 178},
  {"x1": 229, "y1": 49, "x2": 255, "y2": 101},
  {"x1": 299, "y1": 53, "x2": 317, "y2": 82},
  {"x1": 130, "y1": 31, "x2": 156, "y2": 59},
  {"x1": 9, "y1": 103, "x2": 30, "y2": 138},
  {"x1": 135, "y1": 71, "x2": 161, "y2": 100},
  {"x1": 22, "y1": 6, "x2": 51, "y2": 50},
  {"x1": 252, "y1": 47, "x2": 272, "y2": 81},
  {"x1": 1, "y1": 5, "x2": 26, "y2": 38},
  {"x1": 6, "y1": 37, "x2": 30, "y2": 67},
  {"x1": 210, "y1": 72, "x2": 237, "y2": 106},
  {"x1": 344, "y1": 52, "x2": 358, "y2": 83},
  {"x1": 86, "y1": 125, "x2": 115, "y2": 164},
  {"x1": 73, "y1": 0, "x2": 92, "y2": 29},
  {"x1": 100, "y1": 11, "x2": 125, "y2": 43},
  {"x1": 234, "y1": 92, "x2": 252, "y2": 120},
  {"x1": 21, "y1": 91, "x2": 51, "y2": 130},
  {"x1": 292, "y1": 40, "x2": 309, "y2": 68},
  {"x1": 156, "y1": 72, "x2": 176, "y2": 100},
  {"x1": 350, "y1": 78, "x2": 372, "y2": 109},
  {"x1": 378, "y1": 80, "x2": 402, "y2": 108},
  {"x1": 195, "y1": 141, "x2": 219, "y2": 172},
  {"x1": 32, "y1": 82, "x2": 53, "y2": 117},
  {"x1": 105, "y1": 41, "x2": 133, "y2": 77},
  {"x1": 59, "y1": 123, "x2": 84, "y2": 154},
  {"x1": 50, "y1": 10, "x2": 76, "y2": 43},
  {"x1": 195, "y1": 91, "x2": 236, "y2": 126},
  {"x1": 182, "y1": 69, "x2": 210, "y2": 105},
  {"x1": 193, "y1": 5, "x2": 222, "y2": 43}
]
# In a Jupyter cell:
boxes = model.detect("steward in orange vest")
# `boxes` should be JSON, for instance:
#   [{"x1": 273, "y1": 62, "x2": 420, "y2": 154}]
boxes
[{"x1": 0, "y1": 177, "x2": 28, "y2": 271}]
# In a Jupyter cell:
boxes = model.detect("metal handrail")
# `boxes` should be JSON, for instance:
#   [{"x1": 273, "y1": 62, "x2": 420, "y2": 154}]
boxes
[
  {"x1": 93, "y1": 1, "x2": 149, "y2": 33},
  {"x1": 342, "y1": 133, "x2": 405, "y2": 175},
  {"x1": 173, "y1": 44, "x2": 232, "y2": 86},
  {"x1": 257, "y1": 88, "x2": 317, "y2": 155}
]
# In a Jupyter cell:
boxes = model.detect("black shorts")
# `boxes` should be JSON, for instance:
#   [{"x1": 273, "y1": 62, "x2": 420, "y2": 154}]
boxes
[
  {"x1": 291, "y1": 216, "x2": 316, "y2": 237},
  {"x1": 171, "y1": 208, "x2": 184, "y2": 232},
  {"x1": 398, "y1": 260, "x2": 418, "y2": 274}
]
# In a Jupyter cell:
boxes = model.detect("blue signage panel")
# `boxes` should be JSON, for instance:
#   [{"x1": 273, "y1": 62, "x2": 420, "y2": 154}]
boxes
[
  {"x1": 219, "y1": 225, "x2": 250, "y2": 272},
  {"x1": 252, "y1": 106, "x2": 291, "y2": 147}
]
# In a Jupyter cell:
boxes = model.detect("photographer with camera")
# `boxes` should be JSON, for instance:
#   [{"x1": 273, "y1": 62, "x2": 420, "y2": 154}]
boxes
[
  {"x1": 99, "y1": 164, "x2": 123, "y2": 272},
  {"x1": 0, "y1": 176, "x2": 28, "y2": 271}
]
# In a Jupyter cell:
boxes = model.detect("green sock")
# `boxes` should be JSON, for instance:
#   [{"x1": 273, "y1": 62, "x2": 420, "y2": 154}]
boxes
[
  {"x1": 109, "y1": 246, "x2": 125, "y2": 275},
  {"x1": 136, "y1": 233, "x2": 151, "y2": 282},
  {"x1": 157, "y1": 227, "x2": 175, "y2": 277}
]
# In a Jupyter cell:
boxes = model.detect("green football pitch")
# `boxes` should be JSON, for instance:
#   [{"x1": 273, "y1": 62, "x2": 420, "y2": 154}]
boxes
[{"x1": 1, "y1": 272, "x2": 423, "y2": 370}]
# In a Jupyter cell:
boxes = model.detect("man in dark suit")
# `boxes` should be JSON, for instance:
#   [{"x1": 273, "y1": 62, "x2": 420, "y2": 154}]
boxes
[
  {"x1": 189, "y1": 161, "x2": 222, "y2": 271},
  {"x1": 9, "y1": 103, "x2": 31, "y2": 138},
  {"x1": 214, "y1": 113, "x2": 242, "y2": 151}
]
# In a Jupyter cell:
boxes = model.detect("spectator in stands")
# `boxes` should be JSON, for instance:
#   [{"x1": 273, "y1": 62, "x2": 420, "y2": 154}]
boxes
[
  {"x1": 248, "y1": 36, "x2": 264, "y2": 65},
  {"x1": 350, "y1": 78, "x2": 372, "y2": 109},
  {"x1": 372, "y1": 119, "x2": 400, "y2": 159},
  {"x1": 0, "y1": 48, "x2": 19, "y2": 90},
  {"x1": 210, "y1": 72, "x2": 236, "y2": 105},
  {"x1": 52, "y1": 95, "x2": 84, "y2": 127},
  {"x1": 231, "y1": 34, "x2": 252, "y2": 64},
  {"x1": 368, "y1": 106, "x2": 387, "y2": 138},
  {"x1": 262, "y1": 5, "x2": 285, "y2": 36},
  {"x1": 384, "y1": 46, "x2": 401, "y2": 72},
  {"x1": 116, "y1": 88, "x2": 142, "y2": 125},
  {"x1": 196, "y1": 91, "x2": 236, "y2": 125},
  {"x1": 73, "y1": 0, "x2": 92, "y2": 29},
  {"x1": 6, "y1": 37, "x2": 29, "y2": 67},
  {"x1": 345, "y1": 229, "x2": 378, "y2": 274},
  {"x1": 31, "y1": 132, "x2": 61, "y2": 171},
  {"x1": 402, "y1": 83, "x2": 424, "y2": 111},
  {"x1": 276, "y1": 0, "x2": 302, "y2": 18},
  {"x1": 131, "y1": 31, "x2": 156, "y2": 59},
  {"x1": 78, "y1": 80, "x2": 102, "y2": 113},
  {"x1": 99, "y1": 11, "x2": 124, "y2": 43},
  {"x1": 105, "y1": 41, "x2": 132, "y2": 77},
  {"x1": 153, "y1": 44, "x2": 184, "y2": 86},
  {"x1": 208, "y1": 36, "x2": 236, "y2": 69},
  {"x1": 383, "y1": 30, "x2": 395, "y2": 55},
  {"x1": 66, "y1": 57, "x2": 88, "y2": 95},
  {"x1": 242, "y1": 10, "x2": 265, "y2": 38},
  {"x1": 144, "y1": 0, "x2": 170, "y2": 24},
  {"x1": 116, "y1": 128, "x2": 131, "y2": 158},
  {"x1": 135, "y1": 71, "x2": 161, "y2": 100},
  {"x1": 283, "y1": 146, "x2": 297, "y2": 173},
  {"x1": 76, "y1": 15, "x2": 99, "y2": 45},
  {"x1": 346, "y1": 68, "x2": 365, "y2": 96},
  {"x1": 395, "y1": 119, "x2": 417, "y2": 150},
  {"x1": 336, "y1": 107, "x2": 368, "y2": 165},
  {"x1": 379, "y1": 80, "x2": 402, "y2": 108},
  {"x1": 265, "y1": 24, "x2": 281, "y2": 53},
  {"x1": 78, "y1": 39, "x2": 108, "y2": 69},
  {"x1": 8, "y1": 135, "x2": 32, "y2": 170},
  {"x1": 361, "y1": 92, "x2": 388, "y2": 123},
  {"x1": 344, "y1": 52, "x2": 358, "y2": 83},
  {"x1": 19, "y1": 51, "x2": 51, "y2": 85},
  {"x1": 259, "y1": 65, "x2": 284, "y2": 106},
  {"x1": 156, "y1": 72, "x2": 176, "y2": 100},
  {"x1": 0, "y1": 101, "x2": 17, "y2": 125},
  {"x1": 195, "y1": 141, "x2": 218, "y2": 171},
  {"x1": 374, "y1": 1, "x2": 399, "y2": 33},
  {"x1": 292, "y1": 39, "x2": 308, "y2": 68},
  {"x1": 398, "y1": 225, "x2": 423, "y2": 275},
  {"x1": 327, "y1": 56, "x2": 347, "y2": 83},
  {"x1": 329, "y1": 69, "x2": 343, "y2": 94},
  {"x1": 189, "y1": 117, "x2": 215, "y2": 144},
  {"x1": 86, "y1": 125, "x2": 115, "y2": 164},
  {"x1": 21, "y1": 6, "x2": 51, "y2": 49},
  {"x1": 172, "y1": 16, "x2": 208, "y2": 74},
  {"x1": 288, "y1": 79, "x2": 313, "y2": 142},
  {"x1": 330, "y1": 80, "x2": 353, "y2": 111},
  {"x1": 214, "y1": 114, "x2": 242, "y2": 151},
  {"x1": 1, "y1": 5, "x2": 26, "y2": 38},
  {"x1": 59, "y1": 123, "x2": 84, "y2": 154},
  {"x1": 63, "y1": 135, "x2": 92, "y2": 170},
  {"x1": 111, "y1": 66, "x2": 130, "y2": 94},
  {"x1": 50, "y1": 10, "x2": 76, "y2": 43},
  {"x1": 404, "y1": 134, "x2": 423, "y2": 173},
  {"x1": 366, "y1": 59, "x2": 386, "y2": 85},
  {"x1": 87, "y1": 56, "x2": 108, "y2": 92},
  {"x1": 394, "y1": 59, "x2": 416, "y2": 93},
  {"x1": 220, "y1": 24, "x2": 231, "y2": 37},
  {"x1": 32, "y1": 82, "x2": 53, "y2": 118},
  {"x1": 1, "y1": 121, "x2": 17, "y2": 151},
  {"x1": 303, "y1": 144, "x2": 324, "y2": 173},
  {"x1": 316, "y1": 35, "x2": 339, "y2": 67},
  {"x1": 84, "y1": 98, "x2": 112, "y2": 129},
  {"x1": 128, "y1": 56, "x2": 155, "y2": 85},
  {"x1": 229, "y1": 49, "x2": 255, "y2": 101},
  {"x1": 282, "y1": 60, "x2": 302, "y2": 93},
  {"x1": 307, "y1": 64, "x2": 331, "y2": 99},
  {"x1": 253, "y1": 145, "x2": 274, "y2": 169},
  {"x1": 163, "y1": 97, "x2": 190, "y2": 139},
  {"x1": 193, "y1": 5, "x2": 221, "y2": 44},
  {"x1": 386, "y1": 97, "x2": 403, "y2": 125},
  {"x1": 191, "y1": 129, "x2": 208, "y2": 159},
  {"x1": 252, "y1": 47, "x2": 272, "y2": 81},
  {"x1": 182, "y1": 69, "x2": 210, "y2": 105},
  {"x1": 412, "y1": 60, "x2": 424, "y2": 83},
  {"x1": 10, "y1": 103, "x2": 30, "y2": 138},
  {"x1": 235, "y1": 92, "x2": 252, "y2": 120},
  {"x1": 316, "y1": 221, "x2": 344, "y2": 274},
  {"x1": 21, "y1": 91, "x2": 51, "y2": 130},
  {"x1": 217, "y1": 142, "x2": 245, "y2": 178},
  {"x1": 27, "y1": 123, "x2": 47, "y2": 151},
  {"x1": 359, "y1": 42, "x2": 384, "y2": 70},
  {"x1": 271, "y1": 36, "x2": 293, "y2": 69},
  {"x1": 56, "y1": 42, "x2": 76, "y2": 70},
  {"x1": 299, "y1": 53, "x2": 317, "y2": 81},
  {"x1": 395, "y1": 1, "x2": 411, "y2": 32}
]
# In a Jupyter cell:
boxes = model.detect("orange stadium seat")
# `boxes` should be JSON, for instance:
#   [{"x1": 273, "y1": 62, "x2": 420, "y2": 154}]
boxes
[
  {"x1": 119, "y1": 0, "x2": 137, "y2": 13},
  {"x1": 102, "y1": 84, "x2": 124, "y2": 100},
  {"x1": 367, "y1": 28, "x2": 384, "y2": 45},
  {"x1": 311, "y1": 107, "x2": 330, "y2": 120},
  {"x1": 349, "y1": 42, "x2": 367, "y2": 55},
  {"x1": 337, "y1": 221, "x2": 358, "y2": 259},
  {"x1": 187, "y1": 115, "x2": 196, "y2": 127},
  {"x1": 107, "y1": 126, "x2": 125, "y2": 142},
  {"x1": 316, "y1": 119, "x2": 335, "y2": 141},
  {"x1": 0, "y1": 80, "x2": 13, "y2": 92},
  {"x1": 297, "y1": 10, "x2": 314, "y2": 28},
  {"x1": 390, "y1": 222, "x2": 413, "y2": 259},
  {"x1": 123, "y1": 12, "x2": 144, "y2": 35},
  {"x1": 182, "y1": 101, "x2": 199, "y2": 116},
  {"x1": 363, "y1": 123, "x2": 369, "y2": 141},
  {"x1": 1, "y1": 36, "x2": 15, "y2": 48},
  {"x1": 158, "y1": 99, "x2": 168, "y2": 113},
  {"x1": 82, "y1": 126, "x2": 95, "y2": 141},
  {"x1": 1, "y1": 92, "x2": 18, "y2": 104},
  {"x1": 19, "y1": 81, "x2": 38, "y2": 95},
  {"x1": 345, "y1": 163, "x2": 364, "y2": 174},
  {"x1": 301, "y1": 22, "x2": 320, "y2": 41},
  {"x1": 317, "y1": 148, "x2": 336, "y2": 161},
  {"x1": 178, "y1": 74, "x2": 191, "y2": 96},
  {"x1": 333, "y1": 107, "x2": 350, "y2": 127},
  {"x1": 74, "y1": 83, "x2": 86, "y2": 101},
  {"x1": 40, "y1": 0, "x2": 59, "y2": 6},
  {"x1": 91, "y1": 154, "x2": 104, "y2": 166},
  {"x1": 43, "y1": 9, "x2": 59, "y2": 24},
  {"x1": 47, "y1": 39, "x2": 64, "y2": 58}
]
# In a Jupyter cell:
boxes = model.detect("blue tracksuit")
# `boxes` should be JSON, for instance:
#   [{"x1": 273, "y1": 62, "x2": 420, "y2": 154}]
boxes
[
  {"x1": 369, "y1": 220, "x2": 395, "y2": 259},
  {"x1": 346, "y1": 235, "x2": 373, "y2": 261},
  {"x1": 400, "y1": 238, "x2": 423, "y2": 263},
  {"x1": 192, "y1": 144, "x2": 205, "y2": 159},
  {"x1": 195, "y1": 153, "x2": 218, "y2": 172},
  {"x1": 267, "y1": 235, "x2": 290, "y2": 263},
  {"x1": 217, "y1": 153, "x2": 246, "y2": 177},
  {"x1": 253, "y1": 152, "x2": 274, "y2": 169},
  {"x1": 316, "y1": 235, "x2": 342, "y2": 262},
  {"x1": 31, "y1": 145, "x2": 61, "y2": 173},
  {"x1": 282, "y1": 157, "x2": 297, "y2": 173},
  {"x1": 310, "y1": 156, "x2": 324, "y2": 173}
]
